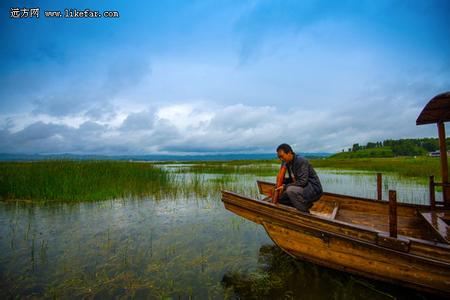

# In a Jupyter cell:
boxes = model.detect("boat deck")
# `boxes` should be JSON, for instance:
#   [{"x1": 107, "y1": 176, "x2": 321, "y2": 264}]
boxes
[{"x1": 306, "y1": 193, "x2": 444, "y2": 243}]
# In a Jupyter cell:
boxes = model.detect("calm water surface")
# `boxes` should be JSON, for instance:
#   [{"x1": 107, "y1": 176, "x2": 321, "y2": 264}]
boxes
[{"x1": 0, "y1": 167, "x2": 440, "y2": 299}]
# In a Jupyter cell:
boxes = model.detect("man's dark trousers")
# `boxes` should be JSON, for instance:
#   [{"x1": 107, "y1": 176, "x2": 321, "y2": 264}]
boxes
[{"x1": 278, "y1": 185, "x2": 314, "y2": 212}]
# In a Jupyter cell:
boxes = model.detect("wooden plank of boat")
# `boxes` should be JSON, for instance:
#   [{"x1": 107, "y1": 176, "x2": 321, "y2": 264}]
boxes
[
  {"x1": 221, "y1": 181, "x2": 450, "y2": 296},
  {"x1": 419, "y1": 211, "x2": 450, "y2": 243}
]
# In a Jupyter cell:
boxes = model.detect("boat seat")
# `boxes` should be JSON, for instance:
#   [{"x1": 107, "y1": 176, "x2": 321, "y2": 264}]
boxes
[
  {"x1": 330, "y1": 203, "x2": 339, "y2": 220},
  {"x1": 260, "y1": 196, "x2": 272, "y2": 202},
  {"x1": 311, "y1": 202, "x2": 339, "y2": 220},
  {"x1": 259, "y1": 196, "x2": 340, "y2": 220},
  {"x1": 419, "y1": 211, "x2": 450, "y2": 244}
]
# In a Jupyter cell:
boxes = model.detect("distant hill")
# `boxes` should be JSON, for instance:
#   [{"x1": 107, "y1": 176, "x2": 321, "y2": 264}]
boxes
[
  {"x1": 331, "y1": 137, "x2": 449, "y2": 159},
  {"x1": 0, "y1": 152, "x2": 332, "y2": 162}
]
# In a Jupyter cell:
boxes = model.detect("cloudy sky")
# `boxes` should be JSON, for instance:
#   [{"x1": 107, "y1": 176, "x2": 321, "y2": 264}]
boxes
[{"x1": 1, "y1": 0, "x2": 449, "y2": 155}]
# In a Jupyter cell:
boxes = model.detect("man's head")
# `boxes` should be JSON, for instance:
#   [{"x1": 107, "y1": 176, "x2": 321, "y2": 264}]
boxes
[{"x1": 276, "y1": 143, "x2": 295, "y2": 163}]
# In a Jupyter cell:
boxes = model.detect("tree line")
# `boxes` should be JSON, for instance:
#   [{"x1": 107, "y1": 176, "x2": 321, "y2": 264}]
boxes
[{"x1": 346, "y1": 138, "x2": 450, "y2": 156}]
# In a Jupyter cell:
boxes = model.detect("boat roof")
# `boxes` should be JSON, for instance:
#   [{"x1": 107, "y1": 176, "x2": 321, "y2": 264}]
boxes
[{"x1": 416, "y1": 92, "x2": 450, "y2": 125}]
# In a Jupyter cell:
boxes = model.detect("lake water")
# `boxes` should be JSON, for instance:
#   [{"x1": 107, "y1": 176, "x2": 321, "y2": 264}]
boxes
[{"x1": 0, "y1": 167, "x2": 441, "y2": 299}]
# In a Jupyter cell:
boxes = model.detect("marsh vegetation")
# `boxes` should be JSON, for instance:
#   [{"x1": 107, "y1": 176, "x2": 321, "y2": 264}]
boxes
[
  {"x1": 0, "y1": 157, "x2": 444, "y2": 203},
  {"x1": 0, "y1": 158, "x2": 442, "y2": 298}
]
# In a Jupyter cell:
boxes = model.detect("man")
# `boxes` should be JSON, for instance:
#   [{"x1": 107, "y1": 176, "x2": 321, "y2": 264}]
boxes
[{"x1": 276, "y1": 143, "x2": 323, "y2": 213}]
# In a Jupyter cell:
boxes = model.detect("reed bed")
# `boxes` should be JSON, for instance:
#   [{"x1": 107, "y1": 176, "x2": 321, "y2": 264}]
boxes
[
  {"x1": 0, "y1": 157, "x2": 445, "y2": 202},
  {"x1": 0, "y1": 160, "x2": 262, "y2": 202},
  {"x1": 0, "y1": 160, "x2": 172, "y2": 202}
]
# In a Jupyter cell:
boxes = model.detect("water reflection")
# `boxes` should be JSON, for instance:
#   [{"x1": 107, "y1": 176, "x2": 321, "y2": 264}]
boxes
[
  {"x1": 222, "y1": 245, "x2": 441, "y2": 300},
  {"x1": 0, "y1": 197, "x2": 270, "y2": 298}
]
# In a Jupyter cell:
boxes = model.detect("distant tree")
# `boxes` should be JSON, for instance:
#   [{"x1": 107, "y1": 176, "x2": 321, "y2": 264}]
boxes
[
  {"x1": 366, "y1": 142, "x2": 376, "y2": 149},
  {"x1": 383, "y1": 139, "x2": 393, "y2": 147},
  {"x1": 344, "y1": 138, "x2": 444, "y2": 156},
  {"x1": 388, "y1": 139, "x2": 426, "y2": 156},
  {"x1": 420, "y1": 138, "x2": 439, "y2": 152}
]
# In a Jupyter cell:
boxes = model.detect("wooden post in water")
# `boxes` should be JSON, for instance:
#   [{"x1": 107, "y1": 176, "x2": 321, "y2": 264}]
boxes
[
  {"x1": 438, "y1": 122, "x2": 449, "y2": 207},
  {"x1": 429, "y1": 175, "x2": 435, "y2": 209},
  {"x1": 377, "y1": 173, "x2": 382, "y2": 200},
  {"x1": 389, "y1": 190, "x2": 397, "y2": 238}
]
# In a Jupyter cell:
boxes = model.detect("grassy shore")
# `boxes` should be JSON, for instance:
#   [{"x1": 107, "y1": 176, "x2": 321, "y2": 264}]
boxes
[
  {"x1": 0, "y1": 160, "x2": 171, "y2": 202},
  {"x1": 328, "y1": 147, "x2": 394, "y2": 159},
  {"x1": 311, "y1": 156, "x2": 445, "y2": 180}
]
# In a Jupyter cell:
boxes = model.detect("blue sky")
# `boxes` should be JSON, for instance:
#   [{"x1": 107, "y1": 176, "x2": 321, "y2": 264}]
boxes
[{"x1": 1, "y1": 0, "x2": 449, "y2": 154}]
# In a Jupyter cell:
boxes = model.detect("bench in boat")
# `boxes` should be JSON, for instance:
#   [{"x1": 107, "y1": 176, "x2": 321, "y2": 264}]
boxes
[{"x1": 420, "y1": 211, "x2": 450, "y2": 244}]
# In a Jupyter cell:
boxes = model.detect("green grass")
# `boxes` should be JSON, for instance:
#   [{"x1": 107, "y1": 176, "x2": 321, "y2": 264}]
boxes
[
  {"x1": 0, "y1": 160, "x2": 172, "y2": 202},
  {"x1": 310, "y1": 156, "x2": 446, "y2": 180},
  {"x1": 330, "y1": 147, "x2": 394, "y2": 159}
]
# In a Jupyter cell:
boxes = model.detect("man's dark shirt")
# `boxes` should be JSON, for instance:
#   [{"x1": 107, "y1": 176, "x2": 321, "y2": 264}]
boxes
[{"x1": 282, "y1": 154, "x2": 323, "y2": 202}]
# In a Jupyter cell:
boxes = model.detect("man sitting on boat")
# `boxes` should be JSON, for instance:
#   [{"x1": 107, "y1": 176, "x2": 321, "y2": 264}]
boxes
[{"x1": 276, "y1": 143, "x2": 323, "y2": 213}]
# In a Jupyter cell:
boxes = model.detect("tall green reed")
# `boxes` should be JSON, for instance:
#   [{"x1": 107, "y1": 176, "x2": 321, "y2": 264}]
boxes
[{"x1": 0, "y1": 160, "x2": 171, "y2": 202}]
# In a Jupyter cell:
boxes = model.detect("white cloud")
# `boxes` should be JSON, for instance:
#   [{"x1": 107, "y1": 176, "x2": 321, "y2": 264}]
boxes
[
  {"x1": 156, "y1": 104, "x2": 214, "y2": 131},
  {"x1": 0, "y1": 96, "x2": 438, "y2": 155}
]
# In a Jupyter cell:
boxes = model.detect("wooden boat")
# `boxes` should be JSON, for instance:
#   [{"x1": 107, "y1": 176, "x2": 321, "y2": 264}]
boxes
[{"x1": 221, "y1": 92, "x2": 450, "y2": 295}]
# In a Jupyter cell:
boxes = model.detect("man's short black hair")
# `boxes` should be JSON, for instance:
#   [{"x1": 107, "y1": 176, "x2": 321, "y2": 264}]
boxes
[{"x1": 276, "y1": 143, "x2": 293, "y2": 154}]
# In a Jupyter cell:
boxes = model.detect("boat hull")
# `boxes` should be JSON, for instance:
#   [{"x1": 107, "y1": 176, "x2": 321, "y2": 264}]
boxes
[{"x1": 222, "y1": 189, "x2": 450, "y2": 296}]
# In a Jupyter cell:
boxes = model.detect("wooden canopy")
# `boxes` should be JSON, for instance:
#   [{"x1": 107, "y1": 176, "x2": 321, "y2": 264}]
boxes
[
  {"x1": 416, "y1": 92, "x2": 450, "y2": 207},
  {"x1": 416, "y1": 92, "x2": 450, "y2": 125}
]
